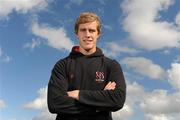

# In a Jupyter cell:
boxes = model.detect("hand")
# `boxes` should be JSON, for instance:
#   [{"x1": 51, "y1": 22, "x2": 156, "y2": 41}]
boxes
[
  {"x1": 67, "y1": 90, "x2": 79, "y2": 100},
  {"x1": 104, "y1": 81, "x2": 116, "y2": 90}
]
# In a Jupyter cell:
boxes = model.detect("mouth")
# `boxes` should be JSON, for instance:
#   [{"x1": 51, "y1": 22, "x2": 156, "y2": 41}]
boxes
[{"x1": 83, "y1": 39, "x2": 93, "y2": 44}]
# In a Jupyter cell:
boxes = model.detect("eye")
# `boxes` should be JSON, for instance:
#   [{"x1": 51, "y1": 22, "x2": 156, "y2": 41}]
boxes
[
  {"x1": 89, "y1": 29, "x2": 96, "y2": 33},
  {"x1": 80, "y1": 28, "x2": 86, "y2": 32}
]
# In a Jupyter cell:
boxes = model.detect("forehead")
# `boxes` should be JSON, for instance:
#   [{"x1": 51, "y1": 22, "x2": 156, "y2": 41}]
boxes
[{"x1": 78, "y1": 21, "x2": 98, "y2": 29}]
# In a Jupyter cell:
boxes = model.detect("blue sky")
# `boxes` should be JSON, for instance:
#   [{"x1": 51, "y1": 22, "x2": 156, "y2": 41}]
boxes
[{"x1": 0, "y1": 0, "x2": 180, "y2": 120}]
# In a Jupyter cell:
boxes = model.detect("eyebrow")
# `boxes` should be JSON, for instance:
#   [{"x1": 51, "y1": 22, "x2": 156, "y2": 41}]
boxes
[{"x1": 79, "y1": 28, "x2": 96, "y2": 32}]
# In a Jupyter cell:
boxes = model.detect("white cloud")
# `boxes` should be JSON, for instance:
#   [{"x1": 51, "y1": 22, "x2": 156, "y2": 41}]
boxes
[
  {"x1": 140, "y1": 90, "x2": 180, "y2": 114},
  {"x1": 126, "y1": 81, "x2": 145, "y2": 105},
  {"x1": 97, "y1": 0, "x2": 108, "y2": 5},
  {"x1": 121, "y1": 0, "x2": 180, "y2": 50},
  {"x1": 122, "y1": 57, "x2": 167, "y2": 80},
  {"x1": 0, "y1": 99, "x2": 6, "y2": 108},
  {"x1": 24, "y1": 86, "x2": 56, "y2": 120},
  {"x1": 24, "y1": 87, "x2": 47, "y2": 109},
  {"x1": 175, "y1": 12, "x2": 180, "y2": 29},
  {"x1": 103, "y1": 24, "x2": 113, "y2": 31},
  {"x1": 112, "y1": 81, "x2": 145, "y2": 120},
  {"x1": 163, "y1": 50, "x2": 171, "y2": 55},
  {"x1": 32, "y1": 110, "x2": 56, "y2": 120},
  {"x1": 0, "y1": 0, "x2": 51, "y2": 20},
  {"x1": 70, "y1": 0, "x2": 83, "y2": 5},
  {"x1": 0, "y1": 47, "x2": 11, "y2": 63},
  {"x1": 145, "y1": 114, "x2": 180, "y2": 120},
  {"x1": 167, "y1": 63, "x2": 180, "y2": 90},
  {"x1": 121, "y1": 82, "x2": 180, "y2": 119},
  {"x1": 0, "y1": 47, "x2": 2, "y2": 56},
  {"x1": 145, "y1": 114, "x2": 173, "y2": 120},
  {"x1": 23, "y1": 38, "x2": 41, "y2": 51},
  {"x1": 31, "y1": 21, "x2": 74, "y2": 51},
  {"x1": 64, "y1": 0, "x2": 83, "y2": 9},
  {"x1": 103, "y1": 42, "x2": 139, "y2": 57},
  {"x1": 112, "y1": 104, "x2": 133, "y2": 120},
  {"x1": 173, "y1": 55, "x2": 180, "y2": 63}
]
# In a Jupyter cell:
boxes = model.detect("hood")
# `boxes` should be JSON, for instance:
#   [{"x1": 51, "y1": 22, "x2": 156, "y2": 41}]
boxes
[{"x1": 69, "y1": 46, "x2": 104, "y2": 58}]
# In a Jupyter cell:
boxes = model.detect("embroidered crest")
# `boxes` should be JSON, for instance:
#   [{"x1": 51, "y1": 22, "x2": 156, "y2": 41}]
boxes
[{"x1": 95, "y1": 71, "x2": 104, "y2": 83}]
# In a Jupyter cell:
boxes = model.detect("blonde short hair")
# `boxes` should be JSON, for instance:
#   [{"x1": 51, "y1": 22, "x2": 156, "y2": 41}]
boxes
[{"x1": 74, "y1": 12, "x2": 101, "y2": 34}]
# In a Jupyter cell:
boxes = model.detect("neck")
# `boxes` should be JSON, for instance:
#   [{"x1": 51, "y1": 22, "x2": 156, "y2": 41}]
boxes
[{"x1": 79, "y1": 47, "x2": 96, "y2": 55}]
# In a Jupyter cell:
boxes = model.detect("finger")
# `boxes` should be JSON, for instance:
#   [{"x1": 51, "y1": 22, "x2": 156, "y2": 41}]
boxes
[
  {"x1": 111, "y1": 82, "x2": 116, "y2": 87},
  {"x1": 105, "y1": 81, "x2": 111, "y2": 88},
  {"x1": 104, "y1": 81, "x2": 112, "y2": 90},
  {"x1": 106, "y1": 82, "x2": 116, "y2": 90},
  {"x1": 110, "y1": 83, "x2": 116, "y2": 89}
]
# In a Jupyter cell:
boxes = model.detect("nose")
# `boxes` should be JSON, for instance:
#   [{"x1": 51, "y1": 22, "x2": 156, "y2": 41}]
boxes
[{"x1": 85, "y1": 30, "x2": 90, "y2": 38}]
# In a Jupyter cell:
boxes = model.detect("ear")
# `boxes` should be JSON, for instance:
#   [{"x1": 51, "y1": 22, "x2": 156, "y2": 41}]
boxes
[
  {"x1": 76, "y1": 33, "x2": 79, "y2": 39},
  {"x1": 97, "y1": 33, "x2": 101, "y2": 39}
]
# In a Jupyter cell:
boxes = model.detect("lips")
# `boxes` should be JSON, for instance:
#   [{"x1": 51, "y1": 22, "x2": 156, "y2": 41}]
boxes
[{"x1": 83, "y1": 39, "x2": 93, "y2": 44}]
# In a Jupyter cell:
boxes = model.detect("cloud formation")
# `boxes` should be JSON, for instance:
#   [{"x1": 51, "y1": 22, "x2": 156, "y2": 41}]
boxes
[
  {"x1": 32, "y1": 110, "x2": 56, "y2": 120},
  {"x1": 103, "y1": 42, "x2": 139, "y2": 57},
  {"x1": 24, "y1": 87, "x2": 47, "y2": 109},
  {"x1": 64, "y1": 0, "x2": 83, "y2": 9},
  {"x1": 0, "y1": 0, "x2": 51, "y2": 20},
  {"x1": 23, "y1": 38, "x2": 41, "y2": 51},
  {"x1": 113, "y1": 81, "x2": 180, "y2": 120},
  {"x1": 0, "y1": 99, "x2": 6, "y2": 108},
  {"x1": 175, "y1": 12, "x2": 180, "y2": 28},
  {"x1": 121, "y1": 0, "x2": 180, "y2": 50},
  {"x1": 145, "y1": 114, "x2": 172, "y2": 120},
  {"x1": 112, "y1": 104, "x2": 133, "y2": 120},
  {"x1": 140, "y1": 90, "x2": 180, "y2": 114},
  {"x1": 113, "y1": 81, "x2": 145, "y2": 120},
  {"x1": 24, "y1": 86, "x2": 56, "y2": 120},
  {"x1": 122, "y1": 57, "x2": 167, "y2": 80},
  {"x1": 0, "y1": 47, "x2": 11, "y2": 63},
  {"x1": 167, "y1": 63, "x2": 180, "y2": 90},
  {"x1": 31, "y1": 21, "x2": 74, "y2": 51}
]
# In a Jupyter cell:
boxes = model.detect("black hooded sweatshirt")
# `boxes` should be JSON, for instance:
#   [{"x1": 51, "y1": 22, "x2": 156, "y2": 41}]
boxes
[{"x1": 48, "y1": 46, "x2": 126, "y2": 120}]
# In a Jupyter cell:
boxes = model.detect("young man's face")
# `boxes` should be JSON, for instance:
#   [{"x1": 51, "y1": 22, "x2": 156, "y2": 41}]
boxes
[{"x1": 76, "y1": 21, "x2": 100, "y2": 54}]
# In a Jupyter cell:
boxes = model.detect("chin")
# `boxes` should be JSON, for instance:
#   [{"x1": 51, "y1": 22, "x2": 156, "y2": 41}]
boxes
[
  {"x1": 83, "y1": 45, "x2": 93, "y2": 50},
  {"x1": 84, "y1": 46, "x2": 94, "y2": 51},
  {"x1": 84, "y1": 48, "x2": 92, "y2": 51}
]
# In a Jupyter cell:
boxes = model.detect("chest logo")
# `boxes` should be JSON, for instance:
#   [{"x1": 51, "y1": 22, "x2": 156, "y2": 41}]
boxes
[{"x1": 95, "y1": 71, "x2": 105, "y2": 83}]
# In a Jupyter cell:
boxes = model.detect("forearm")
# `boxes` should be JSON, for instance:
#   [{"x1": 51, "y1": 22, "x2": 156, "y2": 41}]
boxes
[
  {"x1": 79, "y1": 89, "x2": 125, "y2": 110},
  {"x1": 49, "y1": 84, "x2": 102, "y2": 114},
  {"x1": 48, "y1": 71, "x2": 93, "y2": 114},
  {"x1": 67, "y1": 81, "x2": 116, "y2": 100},
  {"x1": 66, "y1": 81, "x2": 124, "y2": 111}
]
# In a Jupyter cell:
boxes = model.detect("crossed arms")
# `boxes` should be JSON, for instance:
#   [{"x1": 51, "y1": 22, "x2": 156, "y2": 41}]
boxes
[
  {"x1": 67, "y1": 81, "x2": 116, "y2": 100},
  {"x1": 48, "y1": 60, "x2": 126, "y2": 114}
]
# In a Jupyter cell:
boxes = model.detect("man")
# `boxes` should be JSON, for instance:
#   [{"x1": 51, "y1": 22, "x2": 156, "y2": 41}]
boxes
[{"x1": 48, "y1": 12, "x2": 126, "y2": 120}]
